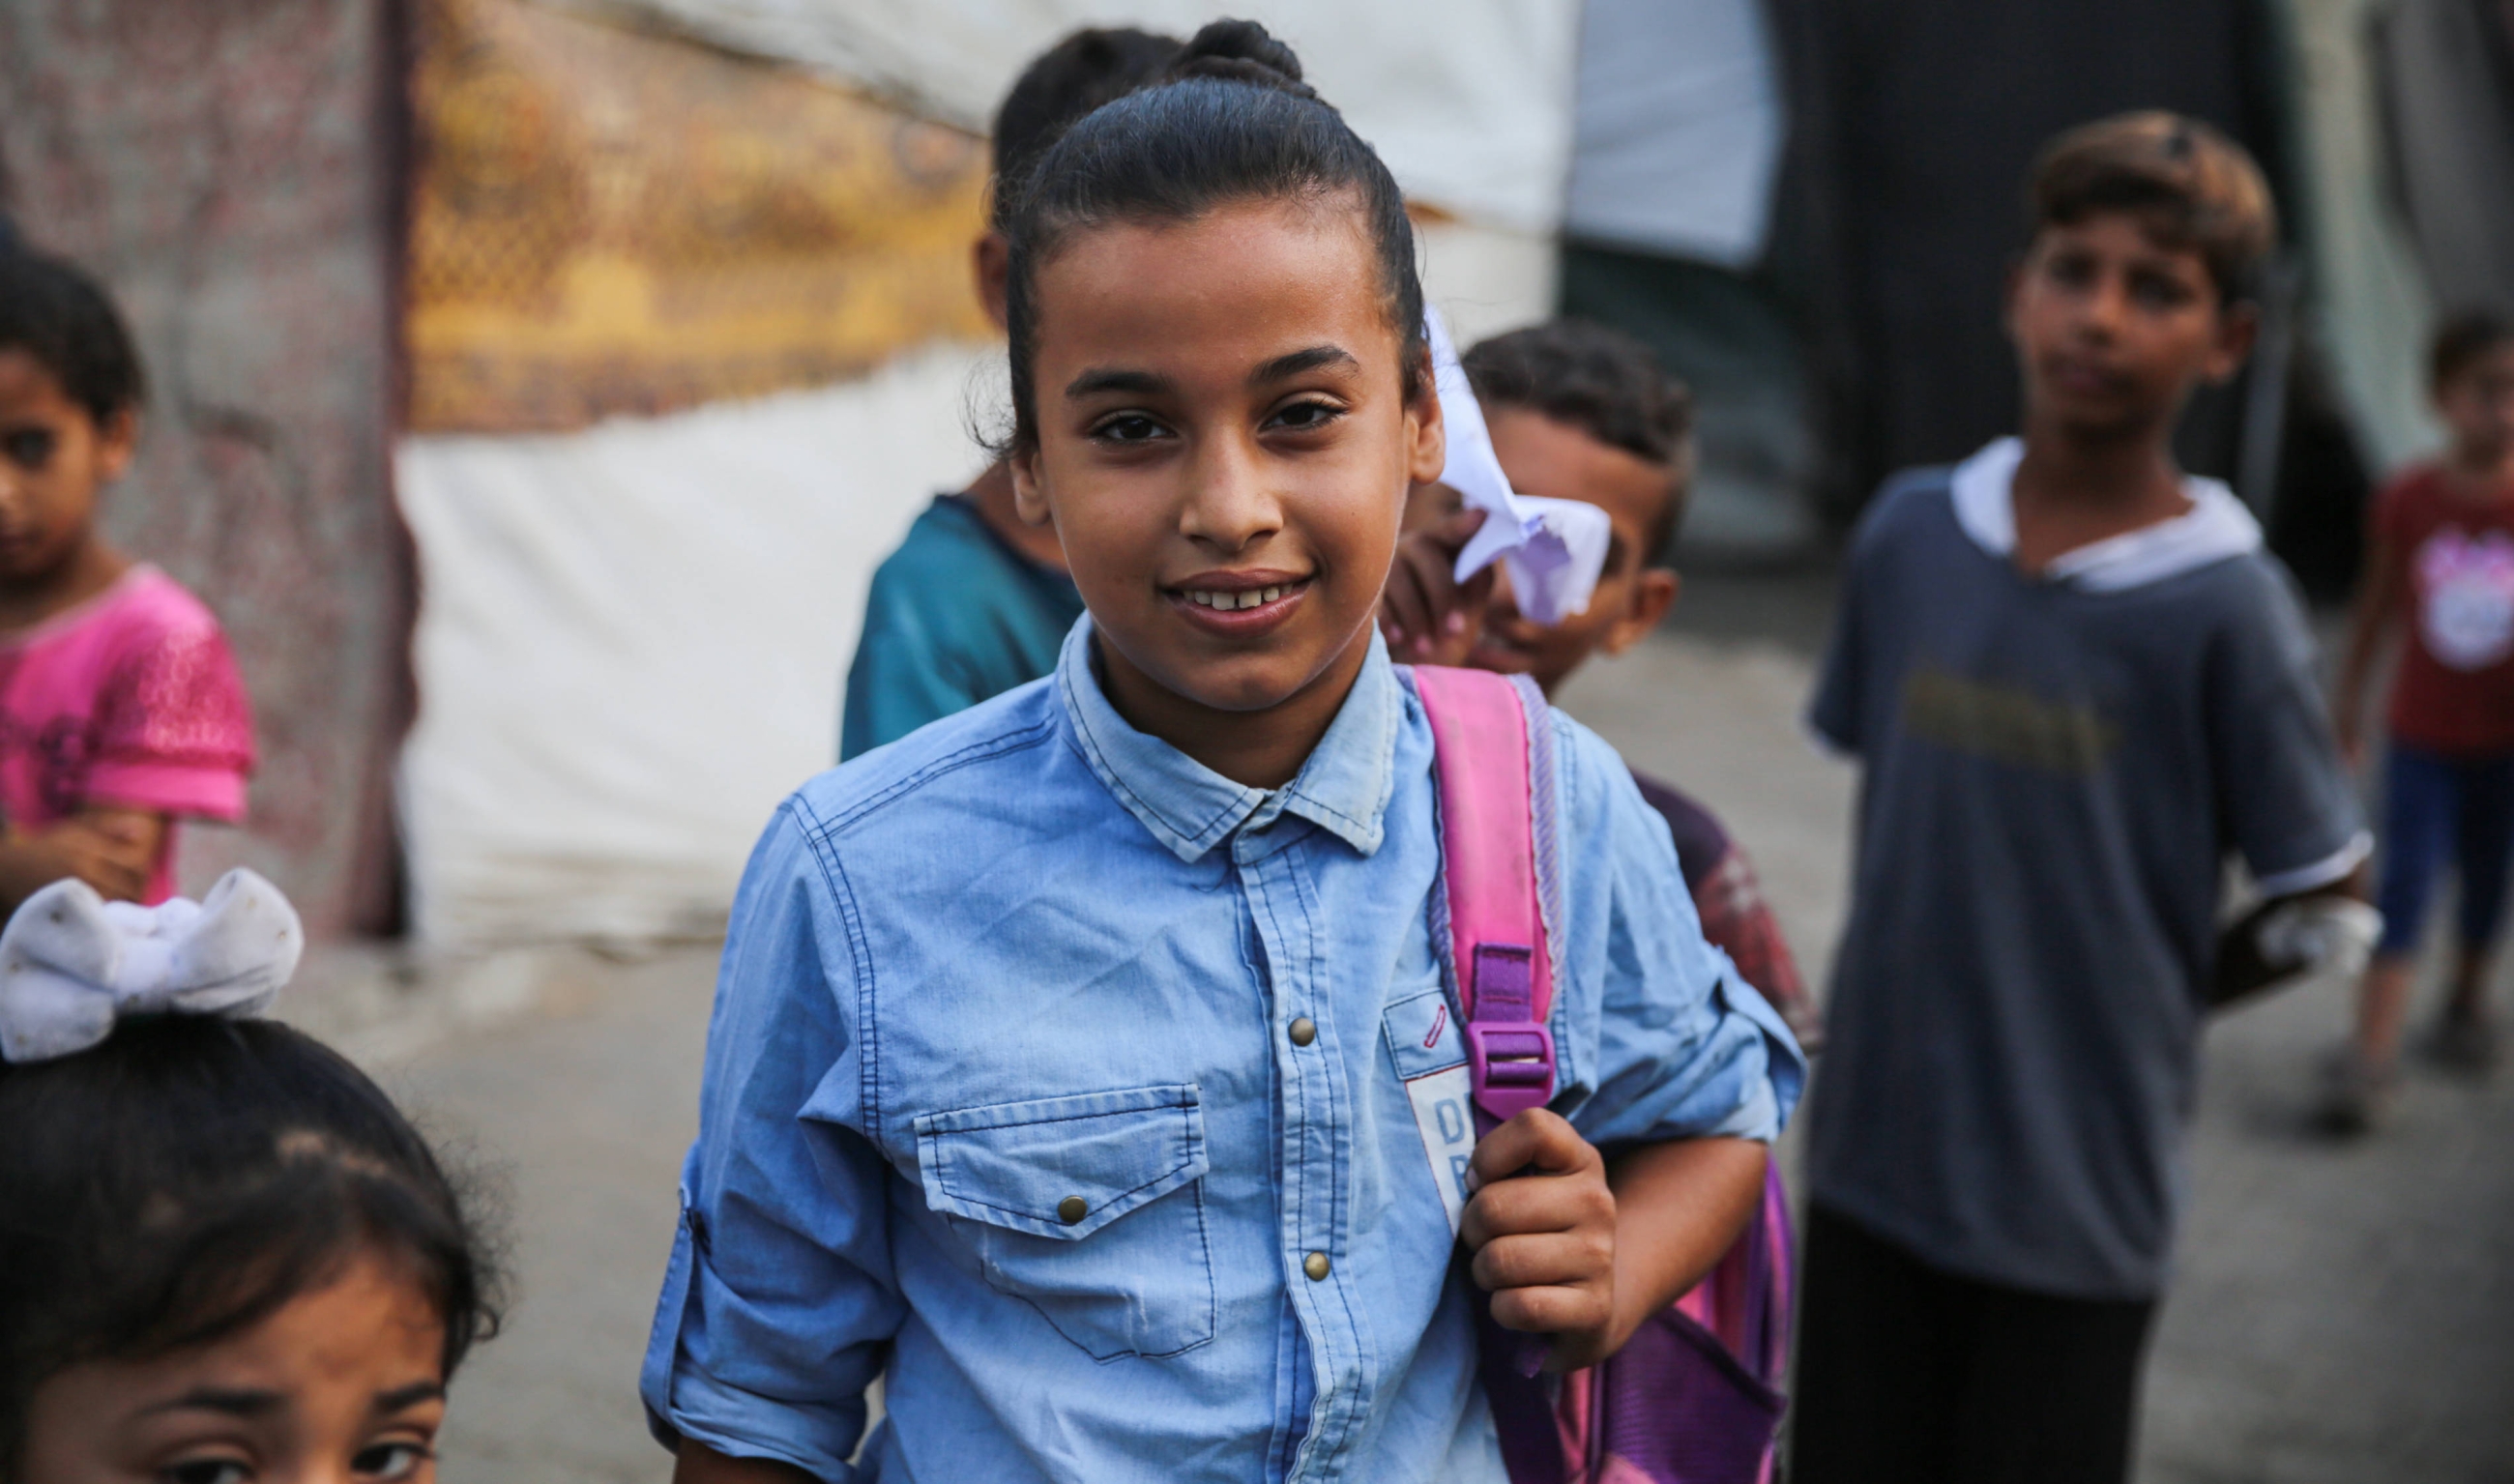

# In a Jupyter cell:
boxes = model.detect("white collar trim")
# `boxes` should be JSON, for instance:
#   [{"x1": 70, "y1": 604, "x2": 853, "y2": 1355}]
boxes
[{"x1": 1949, "y1": 436, "x2": 2263, "y2": 592}]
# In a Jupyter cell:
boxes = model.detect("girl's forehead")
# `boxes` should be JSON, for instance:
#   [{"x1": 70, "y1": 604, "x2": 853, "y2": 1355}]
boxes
[{"x1": 1032, "y1": 200, "x2": 1394, "y2": 369}]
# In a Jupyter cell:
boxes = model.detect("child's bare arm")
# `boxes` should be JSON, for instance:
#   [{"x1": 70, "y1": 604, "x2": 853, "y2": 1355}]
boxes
[
  {"x1": 0, "y1": 806, "x2": 166, "y2": 917},
  {"x1": 2211, "y1": 860, "x2": 2376, "y2": 1010},
  {"x1": 671, "y1": 1441, "x2": 817, "y2": 1484},
  {"x1": 1460, "y1": 1109, "x2": 1766, "y2": 1373},
  {"x1": 2330, "y1": 529, "x2": 2404, "y2": 769}
]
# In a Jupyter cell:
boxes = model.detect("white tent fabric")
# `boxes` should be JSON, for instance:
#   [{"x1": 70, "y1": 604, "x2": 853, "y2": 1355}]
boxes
[
  {"x1": 396, "y1": 343, "x2": 998, "y2": 948},
  {"x1": 568, "y1": 0, "x2": 1582, "y2": 235},
  {"x1": 1562, "y1": 0, "x2": 1785, "y2": 268}
]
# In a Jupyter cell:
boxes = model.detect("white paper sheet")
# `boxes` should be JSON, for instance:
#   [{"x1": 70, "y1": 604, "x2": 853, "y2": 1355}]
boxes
[{"x1": 1427, "y1": 308, "x2": 1613, "y2": 626}]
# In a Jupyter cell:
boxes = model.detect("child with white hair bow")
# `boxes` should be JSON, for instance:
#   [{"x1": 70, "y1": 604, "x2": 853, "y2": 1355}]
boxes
[{"x1": 0, "y1": 870, "x2": 501, "y2": 1483}]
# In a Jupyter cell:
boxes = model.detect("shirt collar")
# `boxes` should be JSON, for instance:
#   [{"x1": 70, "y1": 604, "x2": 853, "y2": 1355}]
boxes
[
  {"x1": 1055, "y1": 615, "x2": 1400, "y2": 863},
  {"x1": 1950, "y1": 435, "x2": 2262, "y2": 592}
]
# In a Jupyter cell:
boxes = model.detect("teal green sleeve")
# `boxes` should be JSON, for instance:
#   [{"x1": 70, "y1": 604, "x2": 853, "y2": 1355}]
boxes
[{"x1": 840, "y1": 579, "x2": 991, "y2": 762}]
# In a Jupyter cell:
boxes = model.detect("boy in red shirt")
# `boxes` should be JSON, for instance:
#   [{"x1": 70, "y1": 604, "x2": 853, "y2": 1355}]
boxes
[{"x1": 2328, "y1": 308, "x2": 2514, "y2": 1121}]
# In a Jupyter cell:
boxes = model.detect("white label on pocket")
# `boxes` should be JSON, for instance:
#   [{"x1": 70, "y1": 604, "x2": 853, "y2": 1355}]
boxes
[{"x1": 1406, "y1": 1063, "x2": 1476, "y2": 1236}]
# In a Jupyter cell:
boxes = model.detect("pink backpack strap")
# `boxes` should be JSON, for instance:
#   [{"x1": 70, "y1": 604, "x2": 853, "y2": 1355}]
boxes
[{"x1": 1410, "y1": 665, "x2": 1558, "y2": 1124}]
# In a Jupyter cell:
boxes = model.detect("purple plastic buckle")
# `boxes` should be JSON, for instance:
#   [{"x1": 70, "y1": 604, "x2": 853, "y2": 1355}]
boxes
[{"x1": 1466, "y1": 1021, "x2": 1557, "y2": 1121}]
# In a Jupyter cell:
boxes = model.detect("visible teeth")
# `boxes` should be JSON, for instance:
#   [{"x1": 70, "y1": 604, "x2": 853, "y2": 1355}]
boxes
[{"x1": 1184, "y1": 585, "x2": 1296, "y2": 610}]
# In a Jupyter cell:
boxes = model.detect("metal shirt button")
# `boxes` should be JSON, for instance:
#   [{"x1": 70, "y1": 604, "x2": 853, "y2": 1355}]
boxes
[
  {"x1": 1303, "y1": 1250, "x2": 1331, "y2": 1281},
  {"x1": 1058, "y1": 1195, "x2": 1088, "y2": 1225},
  {"x1": 1288, "y1": 1016, "x2": 1318, "y2": 1047}
]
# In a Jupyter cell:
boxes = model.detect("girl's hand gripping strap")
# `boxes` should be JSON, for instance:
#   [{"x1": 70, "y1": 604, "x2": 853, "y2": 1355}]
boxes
[{"x1": 1412, "y1": 665, "x2": 1557, "y2": 1124}]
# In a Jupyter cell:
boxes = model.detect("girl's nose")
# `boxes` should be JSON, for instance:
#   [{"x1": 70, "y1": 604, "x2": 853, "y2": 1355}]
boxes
[{"x1": 1180, "y1": 433, "x2": 1284, "y2": 552}]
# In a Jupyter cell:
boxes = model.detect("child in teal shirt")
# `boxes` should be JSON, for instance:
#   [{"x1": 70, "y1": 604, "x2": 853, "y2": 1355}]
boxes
[{"x1": 839, "y1": 28, "x2": 1174, "y2": 761}]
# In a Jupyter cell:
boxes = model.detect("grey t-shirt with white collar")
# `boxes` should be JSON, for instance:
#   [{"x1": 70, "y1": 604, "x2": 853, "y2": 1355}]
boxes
[{"x1": 1805, "y1": 439, "x2": 2365, "y2": 1300}]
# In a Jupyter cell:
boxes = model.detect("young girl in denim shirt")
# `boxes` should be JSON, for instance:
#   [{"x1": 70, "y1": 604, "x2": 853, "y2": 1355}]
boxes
[{"x1": 644, "y1": 23, "x2": 1801, "y2": 1482}]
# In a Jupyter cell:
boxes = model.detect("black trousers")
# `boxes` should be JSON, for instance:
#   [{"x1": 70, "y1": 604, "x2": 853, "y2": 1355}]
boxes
[{"x1": 1788, "y1": 1205, "x2": 2158, "y2": 1484}]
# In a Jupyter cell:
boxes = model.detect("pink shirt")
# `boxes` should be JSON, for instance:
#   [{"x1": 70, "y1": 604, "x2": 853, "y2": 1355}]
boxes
[{"x1": 0, "y1": 566, "x2": 255, "y2": 903}]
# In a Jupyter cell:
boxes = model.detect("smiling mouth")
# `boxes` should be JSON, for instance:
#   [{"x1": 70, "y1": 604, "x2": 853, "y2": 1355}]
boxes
[
  {"x1": 1181, "y1": 581, "x2": 1304, "y2": 611},
  {"x1": 1166, "y1": 574, "x2": 1314, "y2": 632}
]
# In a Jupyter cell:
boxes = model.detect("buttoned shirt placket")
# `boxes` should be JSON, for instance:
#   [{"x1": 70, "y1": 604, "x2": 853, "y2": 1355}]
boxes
[{"x1": 1233, "y1": 801, "x2": 1370, "y2": 1480}]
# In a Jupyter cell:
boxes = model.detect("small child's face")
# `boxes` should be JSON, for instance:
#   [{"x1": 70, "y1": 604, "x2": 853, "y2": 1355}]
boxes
[
  {"x1": 18, "y1": 1251, "x2": 448, "y2": 1484},
  {"x1": 1408, "y1": 409, "x2": 1678, "y2": 696},
  {"x1": 2436, "y1": 341, "x2": 2514, "y2": 467},
  {"x1": 2006, "y1": 212, "x2": 2250, "y2": 440},
  {"x1": 0, "y1": 349, "x2": 130, "y2": 586},
  {"x1": 1014, "y1": 197, "x2": 1442, "y2": 719}
]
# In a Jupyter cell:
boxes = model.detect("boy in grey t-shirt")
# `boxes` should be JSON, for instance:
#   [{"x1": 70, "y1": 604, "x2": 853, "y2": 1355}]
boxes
[{"x1": 1792, "y1": 114, "x2": 2367, "y2": 1484}]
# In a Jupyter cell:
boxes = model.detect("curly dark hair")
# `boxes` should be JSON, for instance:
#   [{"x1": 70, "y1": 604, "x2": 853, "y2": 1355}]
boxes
[
  {"x1": 0, "y1": 1016, "x2": 502, "y2": 1469},
  {"x1": 1463, "y1": 319, "x2": 1694, "y2": 562},
  {"x1": 0, "y1": 246, "x2": 146, "y2": 426}
]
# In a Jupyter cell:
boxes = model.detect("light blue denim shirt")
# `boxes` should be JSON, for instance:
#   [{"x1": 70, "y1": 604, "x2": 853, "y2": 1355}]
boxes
[{"x1": 642, "y1": 618, "x2": 1803, "y2": 1482}]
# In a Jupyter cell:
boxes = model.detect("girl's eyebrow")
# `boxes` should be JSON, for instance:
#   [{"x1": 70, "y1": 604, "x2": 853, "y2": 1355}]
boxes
[
  {"x1": 140, "y1": 1387, "x2": 284, "y2": 1418},
  {"x1": 375, "y1": 1381, "x2": 447, "y2": 1413},
  {"x1": 1062, "y1": 347, "x2": 1359, "y2": 401},
  {"x1": 1249, "y1": 345, "x2": 1357, "y2": 386},
  {"x1": 1065, "y1": 366, "x2": 1172, "y2": 399}
]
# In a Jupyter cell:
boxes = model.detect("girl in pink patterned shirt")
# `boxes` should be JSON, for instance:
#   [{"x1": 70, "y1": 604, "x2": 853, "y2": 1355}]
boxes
[{"x1": 0, "y1": 247, "x2": 252, "y2": 914}]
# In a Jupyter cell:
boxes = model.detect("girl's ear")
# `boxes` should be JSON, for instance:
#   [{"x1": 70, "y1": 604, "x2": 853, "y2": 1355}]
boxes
[
  {"x1": 1404, "y1": 344, "x2": 1445, "y2": 487},
  {"x1": 96, "y1": 408, "x2": 138, "y2": 482},
  {"x1": 1010, "y1": 444, "x2": 1053, "y2": 527}
]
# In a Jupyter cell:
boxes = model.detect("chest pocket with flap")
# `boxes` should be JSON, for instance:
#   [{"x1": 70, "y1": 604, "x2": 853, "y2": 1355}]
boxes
[{"x1": 913, "y1": 1083, "x2": 1213, "y2": 1360}]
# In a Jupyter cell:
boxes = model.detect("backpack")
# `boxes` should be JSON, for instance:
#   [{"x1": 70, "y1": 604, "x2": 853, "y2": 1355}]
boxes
[{"x1": 1409, "y1": 664, "x2": 1794, "y2": 1484}]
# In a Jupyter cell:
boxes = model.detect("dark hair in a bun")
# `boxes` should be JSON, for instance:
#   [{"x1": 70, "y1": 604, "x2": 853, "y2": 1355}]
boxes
[
  {"x1": 999, "y1": 17, "x2": 1424, "y2": 451},
  {"x1": 1162, "y1": 18, "x2": 1318, "y2": 100}
]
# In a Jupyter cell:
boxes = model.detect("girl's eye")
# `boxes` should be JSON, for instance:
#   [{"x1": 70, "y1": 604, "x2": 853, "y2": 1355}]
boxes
[
  {"x1": 162, "y1": 1460, "x2": 250, "y2": 1484},
  {"x1": 1266, "y1": 399, "x2": 1343, "y2": 432},
  {"x1": 353, "y1": 1441, "x2": 432, "y2": 1480},
  {"x1": 2, "y1": 428, "x2": 55, "y2": 471},
  {"x1": 1089, "y1": 413, "x2": 1169, "y2": 445}
]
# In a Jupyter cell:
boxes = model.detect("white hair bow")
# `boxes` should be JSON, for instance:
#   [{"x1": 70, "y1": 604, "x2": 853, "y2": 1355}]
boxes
[{"x1": 0, "y1": 868, "x2": 303, "y2": 1063}]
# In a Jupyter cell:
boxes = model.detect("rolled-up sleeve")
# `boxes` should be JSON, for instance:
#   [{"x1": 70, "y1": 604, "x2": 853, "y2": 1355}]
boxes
[
  {"x1": 1551, "y1": 718, "x2": 1807, "y2": 1149},
  {"x1": 641, "y1": 805, "x2": 903, "y2": 1477}
]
